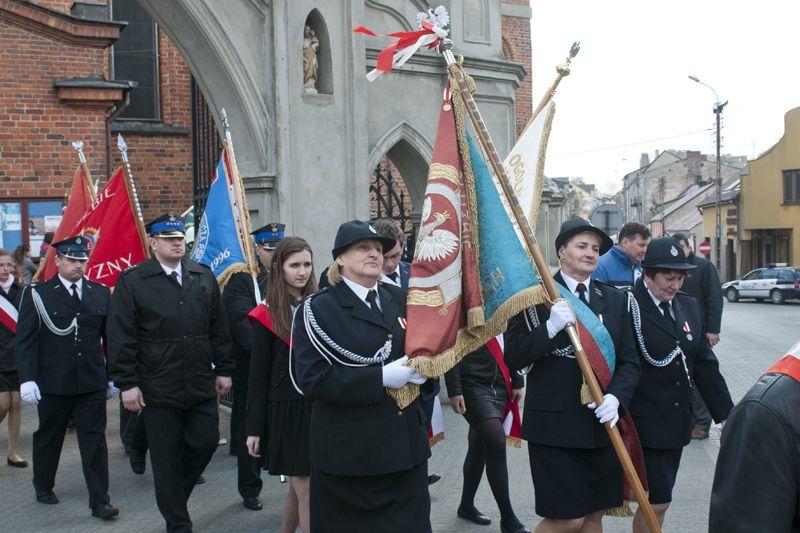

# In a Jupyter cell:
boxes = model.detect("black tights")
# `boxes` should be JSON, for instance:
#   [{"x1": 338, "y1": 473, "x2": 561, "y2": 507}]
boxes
[{"x1": 460, "y1": 417, "x2": 522, "y2": 527}]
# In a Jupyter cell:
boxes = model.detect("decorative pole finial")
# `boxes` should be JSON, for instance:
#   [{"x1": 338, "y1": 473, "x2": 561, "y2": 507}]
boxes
[
  {"x1": 117, "y1": 133, "x2": 128, "y2": 157},
  {"x1": 72, "y1": 141, "x2": 86, "y2": 164},
  {"x1": 557, "y1": 41, "x2": 581, "y2": 77},
  {"x1": 221, "y1": 108, "x2": 229, "y2": 132}
]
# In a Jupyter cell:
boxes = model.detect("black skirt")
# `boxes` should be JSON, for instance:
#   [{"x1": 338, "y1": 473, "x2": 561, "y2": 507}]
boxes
[
  {"x1": 265, "y1": 398, "x2": 312, "y2": 476},
  {"x1": 310, "y1": 462, "x2": 431, "y2": 533},
  {"x1": 529, "y1": 443, "x2": 624, "y2": 519},
  {"x1": 642, "y1": 447, "x2": 683, "y2": 504},
  {"x1": 462, "y1": 380, "x2": 506, "y2": 424},
  {"x1": 0, "y1": 370, "x2": 19, "y2": 392}
]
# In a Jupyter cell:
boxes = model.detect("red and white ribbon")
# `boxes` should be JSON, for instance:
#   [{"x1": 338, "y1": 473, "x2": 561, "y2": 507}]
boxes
[
  {"x1": 0, "y1": 295, "x2": 18, "y2": 333},
  {"x1": 353, "y1": 20, "x2": 449, "y2": 81}
]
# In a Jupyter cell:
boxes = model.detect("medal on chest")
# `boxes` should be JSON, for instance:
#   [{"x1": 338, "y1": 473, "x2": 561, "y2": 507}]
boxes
[{"x1": 683, "y1": 321, "x2": 692, "y2": 341}]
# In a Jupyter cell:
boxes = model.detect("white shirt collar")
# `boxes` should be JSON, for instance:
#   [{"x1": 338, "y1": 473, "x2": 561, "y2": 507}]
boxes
[
  {"x1": 159, "y1": 261, "x2": 182, "y2": 280},
  {"x1": 58, "y1": 275, "x2": 83, "y2": 295},
  {"x1": 560, "y1": 271, "x2": 591, "y2": 303},
  {"x1": 380, "y1": 265, "x2": 402, "y2": 287},
  {"x1": 643, "y1": 278, "x2": 674, "y2": 318},
  {"x1": 341, "y1": 276, "x2": 381, "y2": 308}
]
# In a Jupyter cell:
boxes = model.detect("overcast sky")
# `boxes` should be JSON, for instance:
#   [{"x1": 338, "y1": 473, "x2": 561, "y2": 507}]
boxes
[{"x1": 529, "y1": 0, "x2": 800, "y2": 195}]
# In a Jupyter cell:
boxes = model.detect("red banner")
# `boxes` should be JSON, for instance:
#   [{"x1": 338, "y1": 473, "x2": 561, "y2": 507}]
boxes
[
  {"x1": 35, "y1": 163, "x2": 95, "y2": 281},
  {"x1": 68, "y1": 166, "x2": 147, "y2": 287}
]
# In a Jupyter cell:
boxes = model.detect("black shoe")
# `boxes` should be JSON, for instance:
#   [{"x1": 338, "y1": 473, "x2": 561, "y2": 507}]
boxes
[
  {"x1": 195, "y1": 475, "x2": 206, "y2": 485},
  {"x1": 500, "y1": 521, "x2": 531, "y2": 533},
  {"x1": 36, "y1": 492, "x2": 59, "y2": 505},
  {"x1": 7, "y1": 457, "x2": 28, "y2": 468},
  {"x1": 91, "y1": 502, "x2": 119, "y2": 520},
  {"x1": 130, "y1": 452, "x2": 146, "y2": 475},
  {"x1": 243, "y1": 496, "x2": 263, "y2": 511},
  {"x1": 457, "y1": 506, "x2": 491, "y2": 526},
  {"x1": 427, "y1": 473, "x2": 442, "y2": 485}
]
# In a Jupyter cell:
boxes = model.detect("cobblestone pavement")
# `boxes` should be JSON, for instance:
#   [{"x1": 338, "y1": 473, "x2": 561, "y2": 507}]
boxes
[{"x1": 0, "y1": 300, "x2": 796, "y2": 532}]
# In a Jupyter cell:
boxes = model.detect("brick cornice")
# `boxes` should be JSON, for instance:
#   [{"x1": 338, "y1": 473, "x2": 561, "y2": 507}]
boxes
[{"x1": 0, "y1": 0, "x2": 125, "y2": 47}]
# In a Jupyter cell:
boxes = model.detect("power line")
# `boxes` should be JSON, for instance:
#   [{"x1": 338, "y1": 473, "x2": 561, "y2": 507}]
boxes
[{"x1": 554, "y1": 128, "x2": 714, "y2": 156}]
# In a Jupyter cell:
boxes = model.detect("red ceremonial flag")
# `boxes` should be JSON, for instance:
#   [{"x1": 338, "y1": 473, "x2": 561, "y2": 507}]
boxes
[
  {"x1": 35, "y1": 163, "x2": 95, "y2": 281},
  {"x1": 0, "y1": 295, "x2": 18, "y2": 333},
  {"x1": 70, "y1": 166, "x2": 148, "y2": 287}
]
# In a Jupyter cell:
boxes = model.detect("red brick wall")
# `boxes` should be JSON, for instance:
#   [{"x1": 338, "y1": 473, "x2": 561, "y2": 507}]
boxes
[
  {"x1": 501, "y1": 0, "x2": 533, "y2": 136},
  {"x1": 0, "y1": 22, "x2": 109, "y2": 198},
  {"x1": 1, "y1": 0, "x2": 195, "y2": 224}
]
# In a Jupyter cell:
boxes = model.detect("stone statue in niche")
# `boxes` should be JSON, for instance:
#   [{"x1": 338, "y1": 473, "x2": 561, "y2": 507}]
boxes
[{"x1": 303, "y1": 25, "x2": 320, "y2": 94}]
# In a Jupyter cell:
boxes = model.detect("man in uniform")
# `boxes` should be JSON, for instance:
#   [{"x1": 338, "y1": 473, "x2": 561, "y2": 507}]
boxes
[
  {"x1": 223, "y1": 222, "x2": 283, "y2": 511},
  {"x1": 108, "y1": 213, "x2": 234, "y2": 533},
  {"x1": 15, "y1": 237, "x2": 119, "y2": 519}
]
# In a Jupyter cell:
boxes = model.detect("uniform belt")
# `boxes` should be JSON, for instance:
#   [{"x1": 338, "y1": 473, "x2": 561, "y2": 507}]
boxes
[{"x1": 137, "y1": 334, "x2": 209, "y2": 343}]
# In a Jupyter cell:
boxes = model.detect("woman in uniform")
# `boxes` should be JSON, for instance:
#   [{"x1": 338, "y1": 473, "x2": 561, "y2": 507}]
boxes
[
  {"x1": 627, "y1": 237, "x2": 733, "y2": 533},
  {"x1": 246, "y1": 237, "x2": 317, "y2": 533},
  {"x1": 446, "y1": 344, "x2": 529, "y2": 533},
  {"x1": 504, "y1": 217, "x2": 641, "y2": 532},
  {"x1": 291, "y1": 220, "x2": 431, "y2": 533},
  {"x1": 0, "y1": 248, "x2": 25, "y2": 468}
]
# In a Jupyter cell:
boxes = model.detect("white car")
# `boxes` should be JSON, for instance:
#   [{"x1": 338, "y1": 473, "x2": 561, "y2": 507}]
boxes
[{"x1": 722, "y1": 265, "x2": 800, "y2": 305}]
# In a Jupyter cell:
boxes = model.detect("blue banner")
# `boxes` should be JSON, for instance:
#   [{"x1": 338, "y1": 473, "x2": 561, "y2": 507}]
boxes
[{"x1": 191, "y1": 155, "x2": 248, "y2": 280}]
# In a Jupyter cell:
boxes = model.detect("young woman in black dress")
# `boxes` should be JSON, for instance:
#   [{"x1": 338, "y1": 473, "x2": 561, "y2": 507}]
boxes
[{"x1": 246, "y1": 237, "x2": 317, "y2": 533}]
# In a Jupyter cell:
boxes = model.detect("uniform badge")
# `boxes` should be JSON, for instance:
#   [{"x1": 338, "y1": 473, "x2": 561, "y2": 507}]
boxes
[
  {"x1": 670, "y1": 246, "x2": 679, "y2": 257},
  {"x1": 398, "y1": 317, "x2": 407, "y2": 329},
  {"x1": 369, "y1": 225, "x2": 377, "y2": 234},
  {"x1": 683, "y1": 321, "x2": 692, "y2": 340}
]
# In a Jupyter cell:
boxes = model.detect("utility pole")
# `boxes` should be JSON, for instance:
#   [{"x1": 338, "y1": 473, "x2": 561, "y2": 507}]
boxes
[{"x1": 689, "y1": 75, "x2": 727, "y2": 271}]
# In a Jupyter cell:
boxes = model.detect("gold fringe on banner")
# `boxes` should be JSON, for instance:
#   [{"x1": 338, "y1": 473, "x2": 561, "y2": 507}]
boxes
[
  {"x1": 429, "y1": 433, "x2": 446, "y2": 447},
  {"x1": 217, "y1": 263, "x2": 253, "y2": 293},
  {"x1": 605, "y1": 500, "x2": 634, "y2": 517},
  {"x1": 506, "y1": 436, "x2": 522, "y2": 448},
  {"x1": 387, "y1": 383, "x2": 420, "y2": 409}
]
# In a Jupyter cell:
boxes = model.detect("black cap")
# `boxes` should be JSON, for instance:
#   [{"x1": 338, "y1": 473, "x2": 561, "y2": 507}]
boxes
[
  {"x1": 251, "y1": 223, "x2": 285, "y2": 249},
  {"x1": 331, "y1": 220, "x2": 396, "y2": 259},
  {"x1": 53, "y1": 236, "x2": 89, "y2": 260},
  {"x1": 554, "y1": 216, "x2": 613, "y2": 255},
  {"x1": 146, "y1": 212, "x2": 186, "y2": 237},
  {"x1": 641, "y1": 237, "x2": 697, "y2": 270}
]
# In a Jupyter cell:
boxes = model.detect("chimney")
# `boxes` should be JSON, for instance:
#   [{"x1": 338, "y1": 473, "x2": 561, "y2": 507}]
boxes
[{"x1": 640, "y1": 152, "x2": 650, "y2": 168}]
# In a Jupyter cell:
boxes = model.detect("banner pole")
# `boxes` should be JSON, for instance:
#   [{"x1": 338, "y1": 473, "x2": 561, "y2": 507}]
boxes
[
  {"x1": 116, "y1": 135, "x2": 152, "y2": 258},
  {"x1": 440, "y1": 39, "x2": 661, "y2": 533}
]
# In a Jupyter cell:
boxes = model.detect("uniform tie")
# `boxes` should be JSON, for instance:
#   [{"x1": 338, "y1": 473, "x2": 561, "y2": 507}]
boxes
[
  {"x1": 168, "y1": 271, "x2": 181, "y2": 288},
  {"x1": 387, "y1": 271, "x2": 399, "y2": 284},
  {"x1": 366, "y1": 289, "x2": 384, "y2": 322},
  {"x1": 576, "y1": 283, "x2": 589, "y2": 307},
  {"x1": 659, "y1": 301, "x2": 675, "y2": 325},
  {"x1": 70, "y1": 283, "x2": 81, "y2": 306}
]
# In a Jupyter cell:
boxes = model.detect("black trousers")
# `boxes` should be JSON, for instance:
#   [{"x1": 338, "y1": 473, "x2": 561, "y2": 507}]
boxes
[
  {"x1": 142, "y1": 398, "x2": 218, "y2": 533},
  {"x1": 231, "y1": 364, "x2": 262, "y2": 498},
  {"x1": 32, "y1": 390, "x2": 109, "y2": 508}
]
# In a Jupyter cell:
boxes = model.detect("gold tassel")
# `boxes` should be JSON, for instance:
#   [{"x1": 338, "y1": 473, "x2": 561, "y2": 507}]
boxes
[
  {"x1": 429, "y1": 433, "x2": 445, "y2": 447},
  {"x1": 580, "y1": 374, "x2": 593, "y2": 406},
  {"x1": 604, "y1": 500, "x2": 634, "y2": 517},
  {"x1": 387, "y1": 383, "x2": 420, "y2": 410},
  {"x1": 506, "y1": 436, "x2": 522, "y2": 448}
]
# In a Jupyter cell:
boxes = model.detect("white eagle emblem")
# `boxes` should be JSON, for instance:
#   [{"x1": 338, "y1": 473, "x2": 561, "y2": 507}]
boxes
[
  {"x1": 670, "y1": 245, "x2": 679, "y2": 257},
  {"x1": 414, "y1": 196, "x2": 458, "y2": 262}
]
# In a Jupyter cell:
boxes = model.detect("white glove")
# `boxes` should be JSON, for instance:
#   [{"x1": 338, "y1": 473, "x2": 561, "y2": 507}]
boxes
[
  {"x1": 407, "y1": 371, "x2": 427, "y2": 385},
  {"x1": 546, "y1": 300, "x2": 575, "y2": 339},
  {"x1": 588, "y1": 393, "x2": 620, "y2": 428},
  {"x1": 20, "y1": 381, "x2": 41, "y2": 405},
  {"x1": 106, "y1": 381, "x2": 119, "y2": 399},
  {"x1": 382, "y1": 356, "x2": 415, "y2": 389}
]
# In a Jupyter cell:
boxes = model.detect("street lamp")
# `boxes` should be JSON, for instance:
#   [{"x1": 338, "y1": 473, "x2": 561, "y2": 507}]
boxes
[{"x1": 689, "y1": 75, "x2": 728, "y2": 271}]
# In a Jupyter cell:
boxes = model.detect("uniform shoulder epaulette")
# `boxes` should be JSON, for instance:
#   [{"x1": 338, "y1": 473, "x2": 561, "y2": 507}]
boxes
[
  {"x1": 122, "y1": 263, "x2": 140, "y2": 274},
  {"x1": 594, "y1": 278, "x2": 623, "y2": 292},
  {"x1": 677, "y1": 290, "x2": 698, "y2": 301}
]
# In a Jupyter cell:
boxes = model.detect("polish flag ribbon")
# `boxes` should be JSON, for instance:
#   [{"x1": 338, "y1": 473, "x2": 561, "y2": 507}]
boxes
[{"x1": 0, "y1": 294, "x2": 18, "y2": 333}]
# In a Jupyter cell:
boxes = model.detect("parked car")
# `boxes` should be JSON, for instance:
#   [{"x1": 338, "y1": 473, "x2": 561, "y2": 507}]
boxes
[{"x1": 722, "y1": 265, "x2": 800, "y2": 304}]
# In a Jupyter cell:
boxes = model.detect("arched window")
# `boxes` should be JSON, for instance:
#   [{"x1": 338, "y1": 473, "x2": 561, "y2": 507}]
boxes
[{"x1": 303, "y1": 9, "x2": 332, "y2": 95}]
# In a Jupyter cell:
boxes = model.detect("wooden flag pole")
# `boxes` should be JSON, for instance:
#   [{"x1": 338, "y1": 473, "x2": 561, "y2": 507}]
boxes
[
  {"x1": 71, "y1": 141, "x2": 97, "y2": 199},
  {"x1": 440, "y1": 40, "x2": 662, "y2": 533},
  {"x1": 116, "y1": 135, "x2": 152, "y2": 258}
]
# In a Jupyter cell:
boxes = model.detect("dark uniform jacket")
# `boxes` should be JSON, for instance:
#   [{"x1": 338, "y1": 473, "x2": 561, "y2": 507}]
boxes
[
  {"x1": 245, "y1": 320, "x2": 298, "y2": 438},
  {"x1": 444, "y1": 345, "x2": 524, "y2": 398},
  {"x1": 709, "y1": 372, "x2": 800, "y2": 533},
  {"x1": 107, "y1": 257, "x2": 235, "y2": 408},
  {"x1": 681, "y1": 252, "x2": 723, "y2": 334},
  {"x1": 504, "y1": 273, "x2": 640, "y2": 449},
  {"x1": 223, "y1": 270, "x2": 265, "y2": 370},
  {"x1": 628, "y1": 278, "x2": 733, "y2": 449},
  {"x1": 291, "y1": 281, "x2": 430, "y2": 476},
  {"x1": 15, "y1": 276, "x2": 109, "y2": 394},
  {"x1": 0, "y1": 281, "x2": 22, "y2": 372}
]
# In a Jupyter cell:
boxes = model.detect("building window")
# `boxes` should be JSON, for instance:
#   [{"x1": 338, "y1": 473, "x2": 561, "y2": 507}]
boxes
[
  {"x1": 0, "y1": 199, "x2": 64, "y2": 258},
  {"x1": 111, "y1": 0, "x2": 160, "y2": 120},
  {"x1": 783, "y1": 169, "x2": 800, "y2": 204}
]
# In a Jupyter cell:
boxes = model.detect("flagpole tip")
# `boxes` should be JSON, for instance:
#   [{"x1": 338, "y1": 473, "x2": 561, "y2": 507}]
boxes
[{"x1": 117, "y1": 134, "x2": 127, "y2": 152}]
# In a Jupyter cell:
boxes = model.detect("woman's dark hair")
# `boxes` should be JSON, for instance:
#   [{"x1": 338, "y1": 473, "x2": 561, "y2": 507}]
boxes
[
  {"x1": 44, "y1": 232, "x2": 55, "y2": 244},
  {"x1": 267, "y1": 237, "x2": 317, "y2": 339},
  {"x1": 12, "y1": 245, "x2": 29, "y2": 264}
]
